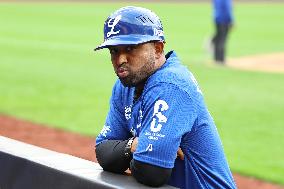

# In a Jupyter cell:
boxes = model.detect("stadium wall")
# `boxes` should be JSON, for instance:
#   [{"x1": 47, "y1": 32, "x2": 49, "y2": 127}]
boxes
[{"x1": 0, "y1": 136, "x2": 176, "y2": 189}]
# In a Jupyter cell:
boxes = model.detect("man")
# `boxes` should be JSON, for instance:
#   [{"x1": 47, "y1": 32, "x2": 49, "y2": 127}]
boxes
[
  {"x1": 211, "y1": 0, "x2": 234, "y2": 64},
  {"x1": 95, "y1": 6, "x2": 236, "y2": 189}
]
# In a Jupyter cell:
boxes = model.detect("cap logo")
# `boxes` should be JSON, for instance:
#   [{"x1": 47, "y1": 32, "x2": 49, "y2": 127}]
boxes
[
  {"x1": 107, "y1": 15, "x2": 122, "y2": 38},
  {"x1": 154, "y1": 28, "x2": 164, "y2": 37}
]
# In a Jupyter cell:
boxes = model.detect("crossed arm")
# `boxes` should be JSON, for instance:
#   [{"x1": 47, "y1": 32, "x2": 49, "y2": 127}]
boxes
[{"x1": 95, "y1": 137, "x2": 184, "y2": 187}]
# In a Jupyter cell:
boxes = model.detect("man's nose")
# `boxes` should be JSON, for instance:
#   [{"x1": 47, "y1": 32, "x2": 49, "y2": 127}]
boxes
[{"x1": 115, "y1": 52, "x2": 127, "y2": 66}]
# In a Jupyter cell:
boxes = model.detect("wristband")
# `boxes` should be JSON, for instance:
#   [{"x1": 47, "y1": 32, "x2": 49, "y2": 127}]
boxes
[{"x1": 124, "y1": 137, "x2": 134, "y2": 158}]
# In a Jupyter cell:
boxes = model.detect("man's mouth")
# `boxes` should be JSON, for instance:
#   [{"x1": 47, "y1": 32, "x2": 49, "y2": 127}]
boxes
[{"x1": 117, "y1": 67, "x2": 128, "y2": 78}]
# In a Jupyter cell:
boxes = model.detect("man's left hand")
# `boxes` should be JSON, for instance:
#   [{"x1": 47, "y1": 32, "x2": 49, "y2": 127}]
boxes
[{"x1": 177, "y1": 147, "x2": 184, "y2": 160}]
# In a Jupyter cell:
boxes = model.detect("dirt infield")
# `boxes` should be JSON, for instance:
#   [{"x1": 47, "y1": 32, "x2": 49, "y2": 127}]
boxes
[
  {"x1": 0, "y1": 114, "x2": 283, "y2": 189},
  {"x1": 227, "y1": 53, "x2": 284, "y2": 73}
]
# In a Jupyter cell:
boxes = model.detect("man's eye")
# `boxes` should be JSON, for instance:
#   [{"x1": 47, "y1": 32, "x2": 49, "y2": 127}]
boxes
[
  {"x1": 126, "y1": 46, "x2": 135, "y2": 52},
  {"x1": 109, "y1": 49, "x2": 117, "y2": 54}
]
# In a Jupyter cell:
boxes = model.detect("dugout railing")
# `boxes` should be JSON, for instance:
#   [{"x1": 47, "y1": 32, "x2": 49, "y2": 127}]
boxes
[{"x1": 0, "y1": 136, "x2": 176, "y2": 189}]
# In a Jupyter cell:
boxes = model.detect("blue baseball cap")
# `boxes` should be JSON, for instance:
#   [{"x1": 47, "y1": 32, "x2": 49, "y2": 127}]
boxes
[{"x1": 94, "y1": 6, "x2": 165, "y2": 51}]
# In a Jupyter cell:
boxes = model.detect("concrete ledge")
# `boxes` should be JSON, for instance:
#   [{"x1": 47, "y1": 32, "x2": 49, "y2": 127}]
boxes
[{"x1": 0, "y1": 136, "x2": 176, "y2": 189}]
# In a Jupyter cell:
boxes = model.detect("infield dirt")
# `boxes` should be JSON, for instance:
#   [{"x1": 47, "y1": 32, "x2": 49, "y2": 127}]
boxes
[{"x1": 227, "y1": 53, "x2": 284, "y2": 73}]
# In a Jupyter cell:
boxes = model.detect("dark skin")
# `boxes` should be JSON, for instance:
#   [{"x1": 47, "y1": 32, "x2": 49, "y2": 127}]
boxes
[
  {"x1": 109, "y1": 41, "x2": 165, "y2": 89},
  {"x1": 108, "y1": 41, "x2": 184, "y2": 161}
]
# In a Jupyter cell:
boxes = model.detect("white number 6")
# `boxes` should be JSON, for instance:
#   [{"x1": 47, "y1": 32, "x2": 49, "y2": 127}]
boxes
[{"x1": 150, "y1": 100, "x2": 169, "y2": 132}]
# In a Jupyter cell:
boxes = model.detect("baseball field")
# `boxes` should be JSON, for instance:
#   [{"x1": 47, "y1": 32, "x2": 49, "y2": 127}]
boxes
[{"x1": 0, "y1": 1, "x2": 284, "y2": 188}]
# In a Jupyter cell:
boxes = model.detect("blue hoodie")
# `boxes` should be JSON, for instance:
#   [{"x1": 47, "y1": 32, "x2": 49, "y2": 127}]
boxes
[{"x1": 213, "y1": 0, "x2": 234, "y2": 24}]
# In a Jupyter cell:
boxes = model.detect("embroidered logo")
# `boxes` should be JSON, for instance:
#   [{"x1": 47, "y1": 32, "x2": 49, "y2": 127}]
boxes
[
  {"x1": 153, "y1": 28, "x2": 164, "y2": 37},
  {"x1": 190, "y1": 73, "x2": 203, "y2": 94},
  {"x1": 146, "y1": 144, "x2": 153, "y2": 152},
  {"x1": 107, "y1": 15, "x2": 122, "y2": 38},
  {"x1": 100, "y1": 125, "x2": 111, "y2": 137},
  {"x1": 137, "y1": 109, "x2": 143, "y2": 129},
  {"x1": 124, "y1": 105, "x2": 132, "y2": 120},
  {"x1": 130, "y1": 127, "x2": 136, "y2": 137}
]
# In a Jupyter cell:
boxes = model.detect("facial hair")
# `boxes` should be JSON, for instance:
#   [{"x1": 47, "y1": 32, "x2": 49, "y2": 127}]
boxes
[{"x1": 118, "y1": 54, "x2": 156, "y2": 87}]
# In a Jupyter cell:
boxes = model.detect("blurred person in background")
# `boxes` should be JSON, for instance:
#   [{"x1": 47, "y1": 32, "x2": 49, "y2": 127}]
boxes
[
  {"x1": 211, "y1": 0, "x2": 234, "y2": 64},
  {"x1": 94, "y1": 6, "x2": 236, "y2": 189}
]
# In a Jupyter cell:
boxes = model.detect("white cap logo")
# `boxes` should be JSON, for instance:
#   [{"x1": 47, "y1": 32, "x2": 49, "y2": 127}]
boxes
[
  {"x1": 154, "y1": 28, "x2": 164, "y2": 37},
  {"x1": 107, "y1": 15, "x2": 122, "y2": 38}
]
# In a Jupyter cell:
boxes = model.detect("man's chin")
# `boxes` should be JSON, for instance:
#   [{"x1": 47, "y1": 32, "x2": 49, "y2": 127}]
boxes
[
  {"x1": 119, "y1": 78, "x2": 135, "y2": 87},
  {"x1": 120, "y1": 78, "x2": 147, "y2": 88}
]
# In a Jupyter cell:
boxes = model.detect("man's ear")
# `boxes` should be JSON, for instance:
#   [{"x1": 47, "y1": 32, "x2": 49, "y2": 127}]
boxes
[{"x1": 154, "y1": 41, "x2": 164, "y2": 59}]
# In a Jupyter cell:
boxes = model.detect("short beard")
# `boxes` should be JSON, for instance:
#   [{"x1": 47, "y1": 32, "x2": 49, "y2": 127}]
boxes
[{"x1": 119, "y1": 57, "x2": 155, "y2": 87}]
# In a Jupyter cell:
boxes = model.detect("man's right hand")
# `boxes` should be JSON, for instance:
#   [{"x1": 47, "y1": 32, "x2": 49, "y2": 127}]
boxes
[{"x1": 131, "y1": 137, "x2": 138, "y2": 153}]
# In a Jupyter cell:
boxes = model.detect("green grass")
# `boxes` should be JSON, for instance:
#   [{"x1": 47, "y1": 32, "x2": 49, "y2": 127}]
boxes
[
  {"x1": 194, "y1": 65, "x2": 284, "y2": 184},
  {"x1": 0, "y1": 2, "x2": 284, "y2": 185}
]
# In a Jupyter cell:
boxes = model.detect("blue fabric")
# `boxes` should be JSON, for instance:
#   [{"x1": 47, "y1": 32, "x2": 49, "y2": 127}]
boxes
[
  {"x1": 213, "y1": 0, "x2": 234, "y2": 24},
  {"x1": 96, "y1": 51, "x2": 236, "y2": 189}
]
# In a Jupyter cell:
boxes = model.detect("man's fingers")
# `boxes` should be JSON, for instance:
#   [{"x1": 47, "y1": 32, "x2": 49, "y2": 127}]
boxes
[
  {"x1": 131, "y1": 137, "x2": 138, "y2": 153},
  {"x1": 177, "y1": 147, "x2": 184, "y2": 160}
]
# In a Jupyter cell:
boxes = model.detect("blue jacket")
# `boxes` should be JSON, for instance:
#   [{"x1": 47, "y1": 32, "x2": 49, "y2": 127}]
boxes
[
  {"x1": 213, "y1": 0, "x2": 234, "y2": 24},
  {"x1": 97, "y1": 51, "x2": 237, "y2": 189}
]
